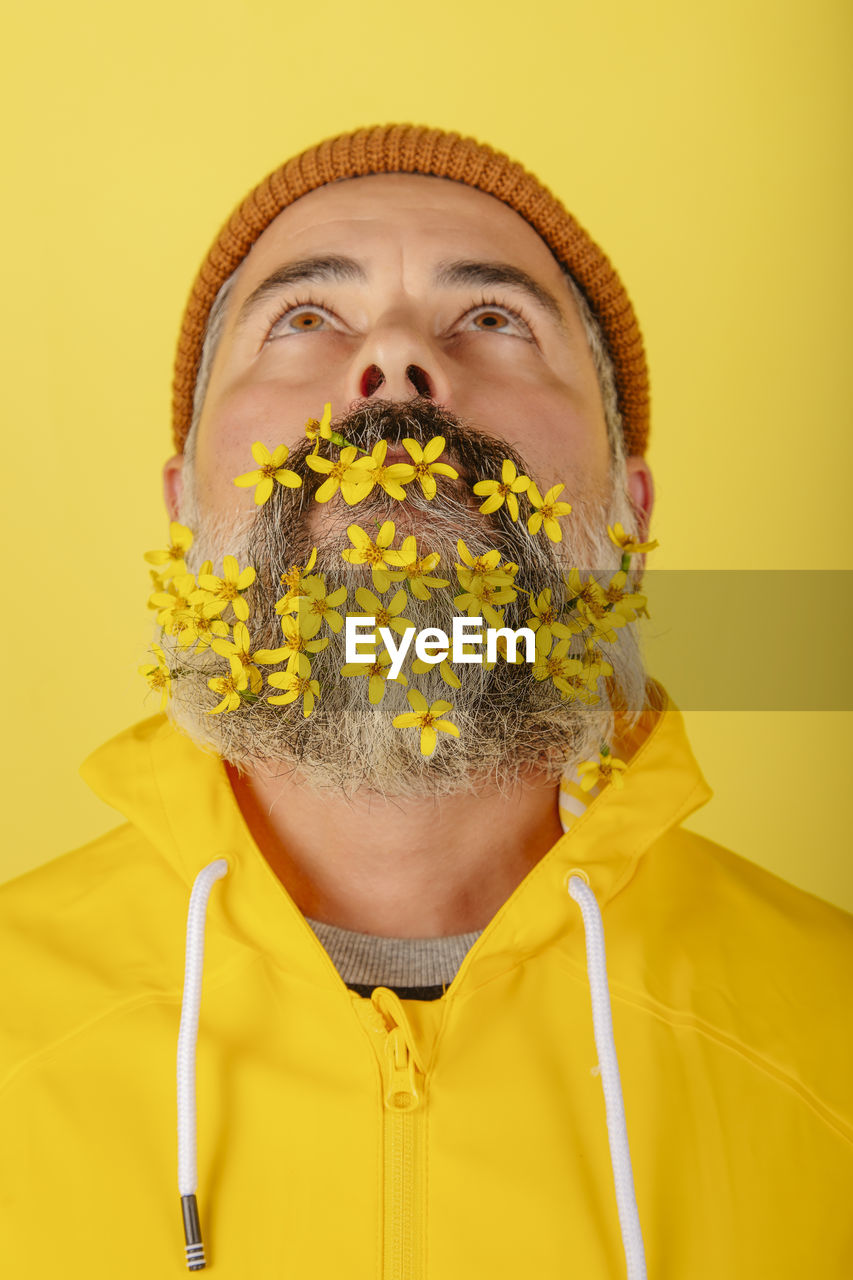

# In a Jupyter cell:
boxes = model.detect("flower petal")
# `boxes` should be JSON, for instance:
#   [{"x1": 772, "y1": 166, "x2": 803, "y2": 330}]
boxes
[
  {"x1": 423, "y1": 436, "x2": 446, "y2": 463},
  {"x1": 406, "y1": 688, "x2": 428, "y2": 714}
]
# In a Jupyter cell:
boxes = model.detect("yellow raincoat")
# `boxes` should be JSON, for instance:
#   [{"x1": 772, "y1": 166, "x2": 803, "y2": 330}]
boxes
[{"x1": 1, "y1": 684, "x2": 851, "y2": 1277}]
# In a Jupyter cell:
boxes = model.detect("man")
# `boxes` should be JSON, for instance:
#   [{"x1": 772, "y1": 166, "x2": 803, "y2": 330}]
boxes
[{"x1": 1, "y1": 125, "x2": 850, "y2": 1279}]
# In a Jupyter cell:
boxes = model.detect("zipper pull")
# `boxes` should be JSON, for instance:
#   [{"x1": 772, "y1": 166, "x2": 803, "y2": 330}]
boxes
[
  {"x1": 370, "y1": 987, "x2": 425, "y2": 1111},
  {"x1": 383, "y1": 1025, "x2": 421, "y2": 1110}
]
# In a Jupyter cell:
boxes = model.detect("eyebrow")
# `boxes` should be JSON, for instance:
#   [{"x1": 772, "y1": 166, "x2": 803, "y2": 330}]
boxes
[
  {"x1": 235, "y1": 252, "x2": 567, "y2": 333},
  {"x1": 434, "y1": 259, "x2": 567, "y2": 330},
  {"x1": 235, "y1": 255, "x2": 367, "y2": 329}
]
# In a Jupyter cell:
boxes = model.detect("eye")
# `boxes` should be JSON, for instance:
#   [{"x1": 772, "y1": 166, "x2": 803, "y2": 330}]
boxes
[
  {"x1": 462, "y1": 302, "x2": 533, "y2": 338},
  {"x1": 266, "y1": 301, "x2": 336, "y2": 339},
  {"x1": 473, "y1": 311, "x2": 510, "y2": 330}
]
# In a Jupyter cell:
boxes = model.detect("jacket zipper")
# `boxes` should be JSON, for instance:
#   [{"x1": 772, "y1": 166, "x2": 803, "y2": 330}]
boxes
[{"x1": 364, "y1": 988, "x2": 426, "y2": 1280}]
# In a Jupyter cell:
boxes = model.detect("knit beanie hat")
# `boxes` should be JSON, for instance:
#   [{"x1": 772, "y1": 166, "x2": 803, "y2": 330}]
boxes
[{"x1": 172, "y1": 124, "x2": 649, "y2": 456}]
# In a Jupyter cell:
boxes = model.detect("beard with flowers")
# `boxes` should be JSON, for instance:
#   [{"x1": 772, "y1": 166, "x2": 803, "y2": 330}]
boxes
[{"x1": 159, "y1": 399, "x2": 650, "y2": 800}]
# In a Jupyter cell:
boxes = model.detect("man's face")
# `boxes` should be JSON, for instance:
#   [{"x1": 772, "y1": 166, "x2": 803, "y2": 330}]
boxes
[{"x1": 167, "y1": 173, "x2": 624, "y2": 521}]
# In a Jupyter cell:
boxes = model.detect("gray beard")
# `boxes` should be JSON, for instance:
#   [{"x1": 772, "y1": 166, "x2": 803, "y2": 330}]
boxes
[{"x1": 165, "y1": 400, "x2": 648, "y2": 798}]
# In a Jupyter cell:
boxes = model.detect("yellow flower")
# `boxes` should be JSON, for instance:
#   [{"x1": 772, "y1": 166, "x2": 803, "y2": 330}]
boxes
[
  {"x1": 456, "y1": 540, "x2": 502, "y2": 577},
  {"x1": 197, "y1": 556, "x2": 256, "y2": 622},
  {"x1": 340, "y1": 648, "x2": 408, "y2": 705},
  {"x1": 472, "y1": 459, "x2": 531, "y2": 520},
  {"x1": 346, "y1": 440, "x2": 416, "y2": 500},
  {"x1": 526, "y1": 588, "x2": 582, "y2": 652},
  {"x1": 175, "y1": 604, "x2": 230, "y2": 651},
  {"x1": 305, "y1": 445, "x2": 373, "y2": 505},
  {"x1": 607, "y1": 523, "x2": 659, "y2": 555},
  {"x1": 601, "y1": 570, "x2": 649, "y2": 623},
  {"x1": 579, "y1": 639, "x2": 613, "y2": 688},
  {"x1": 577, "y1": 748, "x2": 629, "y2": 792},
  {"x1": 233, "y1": 442, "x2": 302, "y2": 505},
  {"x1": 148, "y1": 573, "x2": 198, "y2": 634},
  {"x1": 453, "y1": 576, "x2": 516, "y2": 629},
  {"x1": 531, "y1": 636, "x2": 584, "y2": 697},
  {"x1": 527, "y1": 483, "x2": 572, "y2": 542},
  {"x1": 563, "y1": 569, "x2": 630, "y2": 643},
  {"x1": 386, "y1": 536, "x2": 450, "y2": 600},
  {"x1": 266, "y1": 670, "x2": 321, "y2": 716},
  {"x1": 255, "y1": 617, "x2": 329, "y2": 678},
  {"x1": 350, "y1": 586, "x2": 415, "y2": 639},
  {"x1": 282, "y1": 575, "x2": 349, "y2": 639},
  {"x1": 304, "y1": 402, "x2": 334, "y2": 452},
  {"x1": 138, "y1": 644, "x2": 171, "y2": 711},
  {"x1": 209, "y1": 620, "x2": 266, "y2": 693},
  {"x1": 144, "y1": 522, "x2": 193, "y2": 579},
  {"x1": 454, "y1": 541, "x2": 517, "y2": 595},
  {"x1": 341, "y1": 521, "x2": 398, "y2": 591},
  {"x1": 207, "y1": 658, "x2": 249, "y2": 715},
  {"x1": 401, "y1": 436, "x2": 459, "y2": 499},
  {"x1": 276, "y1": 548, "x2": 318, "y2": 613},
  {"x1": 392, "y1": 689, "x2": 460, "y2": 757}
]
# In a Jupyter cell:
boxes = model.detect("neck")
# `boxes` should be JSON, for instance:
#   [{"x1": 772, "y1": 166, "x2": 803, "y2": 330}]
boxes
[{"x1": 227, "y1": 762, "x2": 565, "y2": 937}]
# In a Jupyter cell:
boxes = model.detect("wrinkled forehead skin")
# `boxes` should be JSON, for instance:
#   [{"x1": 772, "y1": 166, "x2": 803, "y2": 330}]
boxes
[{"x1": 171, "y1": 125, "x2": 650, "y2": 457}]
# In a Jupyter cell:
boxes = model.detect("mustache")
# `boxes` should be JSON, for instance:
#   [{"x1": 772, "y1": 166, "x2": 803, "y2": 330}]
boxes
[
  {"x1": 248, "y1": 397, "x2": 543, "y2": 575},
  {"x1": 286, "y1": 396, "x2": 530, "y2": 495}
]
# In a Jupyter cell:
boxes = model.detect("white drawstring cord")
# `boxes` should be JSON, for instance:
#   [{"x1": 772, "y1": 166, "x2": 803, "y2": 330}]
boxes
[
  {"x1": 177, "y1": 858, "x2": 229, "y2": 1272},
  {"x1": 567, "y1": 874, "x2": 647, "y2": 1280}
]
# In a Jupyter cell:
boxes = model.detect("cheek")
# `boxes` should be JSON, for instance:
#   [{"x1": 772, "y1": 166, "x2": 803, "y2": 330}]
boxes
[
  {"x1": 454, "y1": 370, "x2": 610, "y2": 497},
  {"x1": 194, "y1": 378, "x2": 344, "y2": 508}
]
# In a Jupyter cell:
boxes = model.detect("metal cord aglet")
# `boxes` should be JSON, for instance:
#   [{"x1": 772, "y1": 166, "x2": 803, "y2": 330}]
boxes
[{"x1": 181, "y1": 1193, "x2": 206, "y2": 1271}]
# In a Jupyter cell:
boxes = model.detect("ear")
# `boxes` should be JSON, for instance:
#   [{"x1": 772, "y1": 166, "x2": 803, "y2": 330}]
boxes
[
  {"x1": 625, "y1": 456, "x2": 654, "y2": 541},
  {"x1": 162, "y1": 454, "x2": 184, "y2": 522}
]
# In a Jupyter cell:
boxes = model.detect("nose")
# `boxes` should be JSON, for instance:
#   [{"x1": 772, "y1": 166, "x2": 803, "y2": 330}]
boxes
[
  {"x1": 361, "y1": 363, "x2": 433, "y2": 399},
  {"x1": 349, "y1": 315, "x2": 452, "y2": 405}
]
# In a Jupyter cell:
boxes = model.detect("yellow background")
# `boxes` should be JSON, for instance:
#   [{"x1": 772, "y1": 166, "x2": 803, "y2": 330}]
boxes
[{"x1": 1, "y1": 1, "x2": 850, "y2": 909}]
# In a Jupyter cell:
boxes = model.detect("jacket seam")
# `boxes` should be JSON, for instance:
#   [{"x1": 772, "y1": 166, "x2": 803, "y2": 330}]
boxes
[
  {"x1": 554, "y1": 953, "x2": 853, "y2": 1147},
  {"x1": 0, "y1": 953, "x2": 254, "y2": 1100}
]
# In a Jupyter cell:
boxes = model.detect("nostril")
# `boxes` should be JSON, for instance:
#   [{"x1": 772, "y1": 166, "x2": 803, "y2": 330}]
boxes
[
  {"x1": 406, "y1": 364, "x2": 433, "y2": 398},
  {"x1": 361, "y1": 364, "x2": 385, "y2": 397}
]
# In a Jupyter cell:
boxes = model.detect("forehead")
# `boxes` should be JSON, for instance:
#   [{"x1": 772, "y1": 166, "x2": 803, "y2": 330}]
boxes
[{"x1": 235, "y1": 172, "x2": 571, "y2": 295}]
